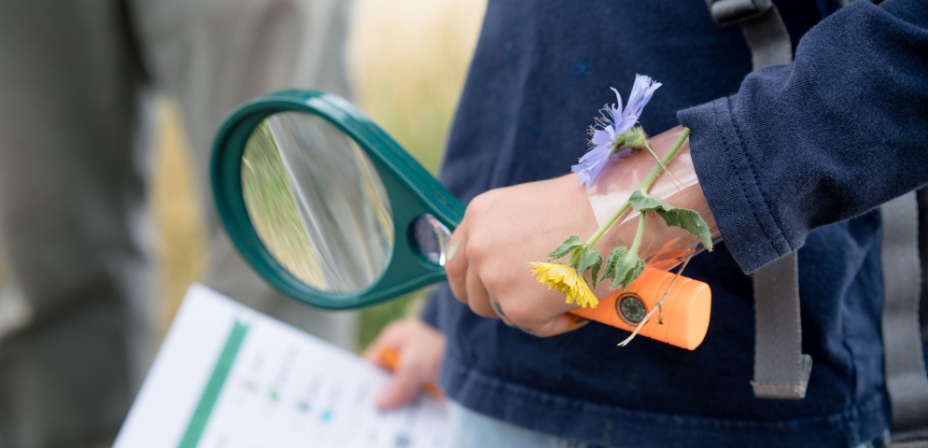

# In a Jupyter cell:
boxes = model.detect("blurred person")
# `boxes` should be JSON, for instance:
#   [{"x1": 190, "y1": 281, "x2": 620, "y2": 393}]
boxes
[
  {"x1": 0, "y1": 1, "x2": 356, "y2": 447},
  {"x1": 364, "y1": 0, "x2": 928, "y2": 447}
]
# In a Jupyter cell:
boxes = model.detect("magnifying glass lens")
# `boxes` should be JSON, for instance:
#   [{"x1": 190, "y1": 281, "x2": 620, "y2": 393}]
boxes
[{"x1": 241, "y1": 112, "x2": 394, "y2": 293}]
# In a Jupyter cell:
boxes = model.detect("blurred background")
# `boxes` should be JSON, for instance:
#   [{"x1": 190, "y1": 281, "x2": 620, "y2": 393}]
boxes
[{"x1": 0, "y1": 0, "x2": 485, "y2": 349}]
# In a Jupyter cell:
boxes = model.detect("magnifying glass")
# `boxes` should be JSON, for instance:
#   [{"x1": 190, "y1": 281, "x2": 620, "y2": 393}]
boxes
[{"x1": 212, "y1": 90, "x2": 711, "y2": 350}]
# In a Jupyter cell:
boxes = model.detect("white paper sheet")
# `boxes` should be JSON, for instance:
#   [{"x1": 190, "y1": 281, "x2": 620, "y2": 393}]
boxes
[{"x1": 115, "y1": 284, "x2": 448, "y2": 448}]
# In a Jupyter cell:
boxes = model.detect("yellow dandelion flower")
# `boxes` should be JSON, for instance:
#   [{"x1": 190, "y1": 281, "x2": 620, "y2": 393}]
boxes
[{"x1": 529, "y1": 262, "x2": 599, "y2": 308}]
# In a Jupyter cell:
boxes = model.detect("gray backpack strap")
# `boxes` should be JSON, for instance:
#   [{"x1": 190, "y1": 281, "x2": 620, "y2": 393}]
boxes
[
  {"x1": 706, "y1": 0, "x2": 792, "y2": 69},
  {"x1": 881, "y1": 192, "x2": 928, "y2": 447},
  {"x1": 706, "y1": 0, "x2": 810, "y2": 400},
  {"x1": 751, "y1": 252, "x2": 813, "y2": 399}
]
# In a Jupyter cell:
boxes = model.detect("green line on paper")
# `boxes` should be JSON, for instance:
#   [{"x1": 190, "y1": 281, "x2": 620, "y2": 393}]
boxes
[{"x1": 178, "y1": 320, "x2": 249, "y2": 448}]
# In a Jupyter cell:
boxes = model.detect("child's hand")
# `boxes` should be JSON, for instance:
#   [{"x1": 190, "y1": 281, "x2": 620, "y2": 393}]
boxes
[
  {"x1": 362, "y1": 318, "x2": 446, "y2": 410},
  {"x1": 444, "y1": 173, "x2": 599, "y2": 337}
]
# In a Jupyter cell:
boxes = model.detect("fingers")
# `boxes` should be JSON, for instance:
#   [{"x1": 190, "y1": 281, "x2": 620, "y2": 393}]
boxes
[
  {"x1": 362, "y1": 324, "x2": 399, "y2": 365},
  {"x1": 374, "y1": 358, "x2": 428, "y2": 410},
  {"x1": 465, "y1": 264, "x2": 496, "y2": 318},
  {"x1": 529, "y1": 314, "x2": 589, "y2": 338},
  {"x1": 443, "y1": 189, "x2": 591, "y2": 338},
  {"x1": 489, "y1": 299, "x2": 517, "y2": 327},
  {"x1": 444, "y1": 229, "x2": 469, "y2": 304},
  {"x1": 363, "y1": 328, "x2": 421, "y2": 410},
  {"x1": 363, "y1": 319, "x2": 446, "y2": 411},
  {"x1": 500, "y1": 308, "x2": 560, "y2": 338},
  {"x1": 446, "y1": 226, "x2": 499, "y2": 320},
  {"x1": 446, "y1": 231, "x2": 583, "y2": 335}
]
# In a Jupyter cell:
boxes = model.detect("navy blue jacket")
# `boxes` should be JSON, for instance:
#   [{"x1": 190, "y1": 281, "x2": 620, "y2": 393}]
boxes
[{"x1": 421, "y1": 1, "x2": 928, "y2": 446}]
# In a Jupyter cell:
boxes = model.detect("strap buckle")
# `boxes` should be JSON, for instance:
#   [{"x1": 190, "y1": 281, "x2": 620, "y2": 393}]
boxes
[{"x1": 706, "y1": 0, "x2": 773, "y2": 25}]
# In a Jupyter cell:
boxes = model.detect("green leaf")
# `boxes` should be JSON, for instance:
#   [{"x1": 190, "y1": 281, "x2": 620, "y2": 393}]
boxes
[
  {"x1": 599, "y1": 247, "x2": 644, "y2": 289},
  {"x1": 628, "y1": 190, "x2": 666, "y2": 212},
  {"x1": 589, "y1": 256, "x2": 603, "y2": 288},
  {"x1": 576, "y1": 246, "x2": 602, "y2": 288},
  {"x1": 547, "y1": 235, "x2": 583, "y2": 260},
  {"x1": 599, "y1": 247, "x2": 622, "y2": 283},
  {"x1": 628, "y1": 191, "x2": 714, "y2": 251},
  {"x1": 612, "y1": 249, "x2": 645, "y2": 289}
]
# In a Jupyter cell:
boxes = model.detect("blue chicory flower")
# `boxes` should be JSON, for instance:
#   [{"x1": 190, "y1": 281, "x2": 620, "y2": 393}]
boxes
[{"x1": 572, "y1": 74, "x2": 662, "y2": 188}]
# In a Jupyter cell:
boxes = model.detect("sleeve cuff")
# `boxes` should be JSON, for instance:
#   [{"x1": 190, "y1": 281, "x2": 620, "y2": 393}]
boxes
[{"x1": 677, "y1": 96, "x2": 794, "y2": 274}]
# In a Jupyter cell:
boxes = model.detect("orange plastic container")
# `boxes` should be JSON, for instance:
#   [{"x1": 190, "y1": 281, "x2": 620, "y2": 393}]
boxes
[{"x1": 569, "y1": 269, "x2": 711, "y2": 350}]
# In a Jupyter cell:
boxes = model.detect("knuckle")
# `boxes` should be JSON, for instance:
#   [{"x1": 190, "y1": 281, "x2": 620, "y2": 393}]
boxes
[
  {"x1": 467, "y1": 192, "x2": 491, "y2": 213},
  {"x1": 481, "y1": 269, "x2": 507, "y2": 293},
  {"x1": 464, "y1": 240, "x2": 488, "y2": 260}
]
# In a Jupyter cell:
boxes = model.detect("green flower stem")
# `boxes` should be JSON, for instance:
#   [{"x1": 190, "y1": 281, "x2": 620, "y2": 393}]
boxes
[
  {"x1": 586, "y1": 203, "x2": 631, "y2": 248},
  {"x1": 639, "y1": 127, "x2": 690, "y2": 192},
  {"x1": 569, "y1": 248, "x2": 582, "y2": 266},
  {"x1": 628, "y1": 213, "x2": 647, "y2": 257},
  {"x1": 585, "y1": 127, "x2": 690, "y2": 248}
]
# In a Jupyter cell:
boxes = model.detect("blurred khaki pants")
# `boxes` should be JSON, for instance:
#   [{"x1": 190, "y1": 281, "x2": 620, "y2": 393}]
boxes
[{"x1": 0, "y1": 1, "x2": 357, "y2": 447}]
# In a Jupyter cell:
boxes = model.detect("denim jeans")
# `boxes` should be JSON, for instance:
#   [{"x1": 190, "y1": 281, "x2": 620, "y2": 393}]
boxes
[
  {"x1": 450, "y1": 402, "x2": 598, "y2": 448},
  {"x1": 449, "y1": 402, "x2": 888, "y2": 448}
]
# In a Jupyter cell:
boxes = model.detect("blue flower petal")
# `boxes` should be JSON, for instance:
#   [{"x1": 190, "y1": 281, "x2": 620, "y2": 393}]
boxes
[
  {"x1": 625, "y1": 74, "x2": 662, "y2": 122},
  {"x1": 613, "y1": 147, "x2": 635, "y2": 160},
  {"x1": 609, "y1": 87, "x2": 625, "y2": 126},
  {"x1": 591, "y1": 129, "x2": 613, "y2": 146},
  {"x1": 572, "y1": 143, "x2": 612, "y2": 187},
  {"x1": 613, "y1": 115, "x2": 637, "y2": 137}
]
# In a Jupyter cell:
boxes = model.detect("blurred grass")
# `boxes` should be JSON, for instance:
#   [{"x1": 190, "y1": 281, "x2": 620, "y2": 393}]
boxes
[
  {"x1": 151, "y1": 101, "x2": 208, "y2": 332},
  {"x1": 350, "y1": 0, "x2": 485, "y2": 173},
  {"x1": 151, "y1": 0, "x2": 486, "y2": 346}
]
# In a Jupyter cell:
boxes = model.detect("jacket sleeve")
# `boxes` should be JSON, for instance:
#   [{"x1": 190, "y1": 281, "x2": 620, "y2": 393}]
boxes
[{"x1": 677, "y1": 0, "x2": 928, "y2": 274}]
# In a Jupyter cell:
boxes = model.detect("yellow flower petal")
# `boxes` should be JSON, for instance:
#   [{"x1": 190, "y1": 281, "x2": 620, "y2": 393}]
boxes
[{"x1": 529, "y1": 262, "x2": 599, "y2": 308}]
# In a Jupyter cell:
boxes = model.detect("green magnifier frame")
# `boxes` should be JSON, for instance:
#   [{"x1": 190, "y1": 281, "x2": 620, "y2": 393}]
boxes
[{"x1": 211, "y1": 90, "x2": 465, "y2": 310}]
